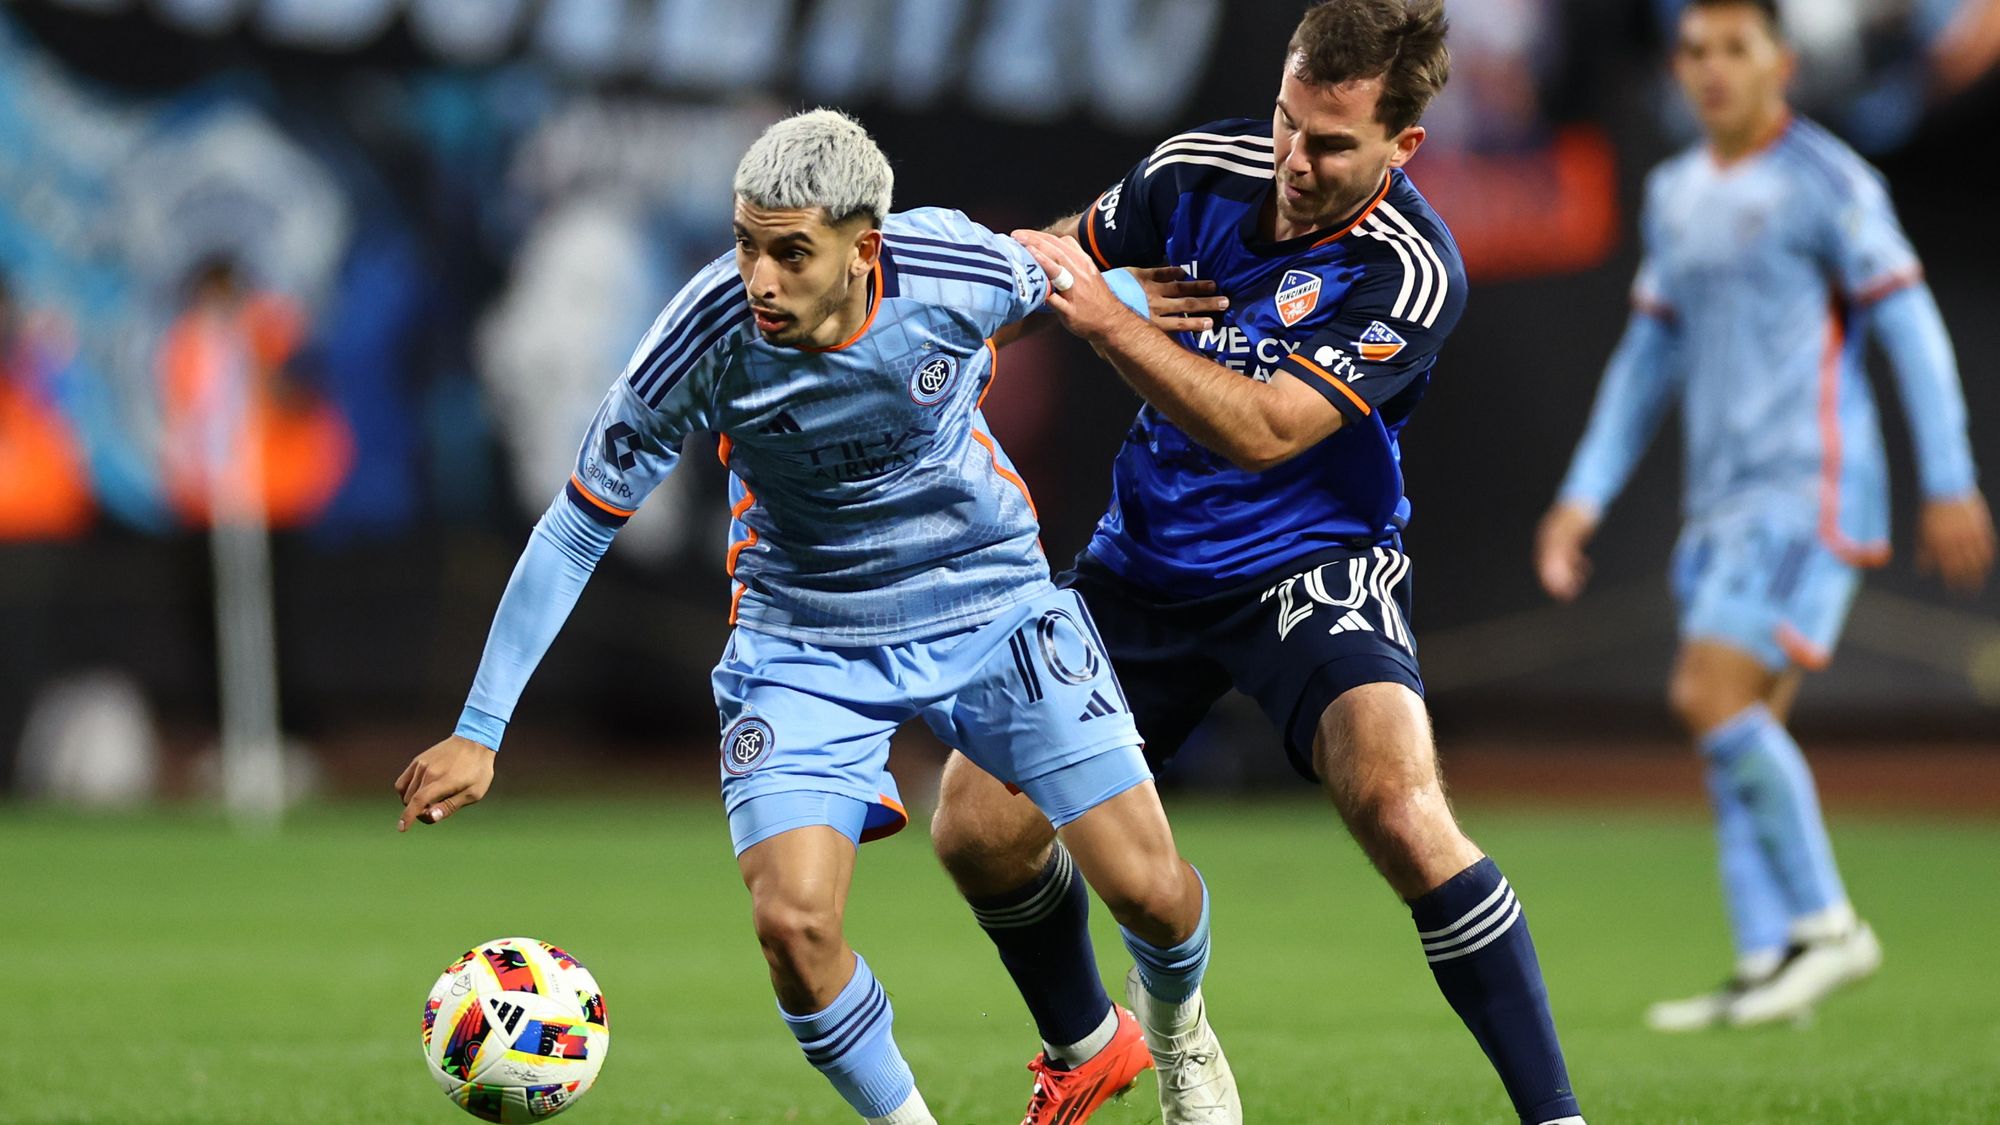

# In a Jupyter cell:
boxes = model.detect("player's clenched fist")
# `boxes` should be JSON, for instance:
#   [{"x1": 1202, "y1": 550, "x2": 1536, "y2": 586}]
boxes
[{"x1": 394, "y1": 735, "x2": 496, "y2": 832}]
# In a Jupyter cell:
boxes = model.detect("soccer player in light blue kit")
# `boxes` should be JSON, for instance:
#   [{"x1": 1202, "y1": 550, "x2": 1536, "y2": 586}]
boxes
[
  {"x1": 392, "y1": 110, "x2": 1228, "y2": 1123},
  {"x1": 1536, "y1": 0, "x2": 1995, "y2": 1031}
]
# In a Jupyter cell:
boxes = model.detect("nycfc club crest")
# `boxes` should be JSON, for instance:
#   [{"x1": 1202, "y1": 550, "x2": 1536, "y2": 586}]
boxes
[
  {"x1": 1355, "y1": 320, "x2": 1407, "y2": 362},
  {"x1": 722, "y1": 717, "x2": 776, "y2": 776},
  {"x1": 909, "y1": 352, "x2": 959, "y2": 406},
  {"x1": 1275, "y1": 269, "x2": 1321, "y2": 327}
]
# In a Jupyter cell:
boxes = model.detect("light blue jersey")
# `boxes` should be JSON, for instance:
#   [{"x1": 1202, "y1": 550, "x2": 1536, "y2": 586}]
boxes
[
  {"x1": 1561, "y1": 117, "x2": 1976, "y2": 555},
  {"x1": 571, "y1": 206, "x2": 1055, "y2": 644},
  {"x1": 1558, "y1": 117, "x2": 1979, "y2": 670},
  {"x1": 449, "y1": 205, "x2": 1158, "y2": 848}
]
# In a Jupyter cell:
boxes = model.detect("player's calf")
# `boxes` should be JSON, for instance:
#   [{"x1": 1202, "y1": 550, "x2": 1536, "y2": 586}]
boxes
[
  {"x1": 739, "y1": 824, "x2": 936, "y2": 1124},
  {"x1": 1313, "y1": 687, "x2": 1586, "y2": 1125},
  {"x1": 1314, "y1": 682, "x2": 1481, "y2": 897},
  {"x1": 933, "y1": 751, "x2": 1122, "y2": 1071}
]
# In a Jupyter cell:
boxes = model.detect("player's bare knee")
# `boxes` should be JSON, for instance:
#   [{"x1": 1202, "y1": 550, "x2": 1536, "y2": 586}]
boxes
[
  {"x1": 1347, "y1": 783, "x2": 1440, "y2": 852},
  {"x1": 932, "y1": 820, "x2": 1051, "y2": 896},
  {"x1": 751, "y1": 899, "x2": 841, "y2": 978},
  {"x1": 1096, "y1": 858, "x2": 1196, "y2": 946},
  {"x1": 931, "y1": 775, "x2": 1054, "y2": 896}
]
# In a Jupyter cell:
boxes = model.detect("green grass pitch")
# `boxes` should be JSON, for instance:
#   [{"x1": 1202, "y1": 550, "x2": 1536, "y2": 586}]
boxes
[{"x1": 5, "y1": 795, "x2": 1998, "y2": 1123}]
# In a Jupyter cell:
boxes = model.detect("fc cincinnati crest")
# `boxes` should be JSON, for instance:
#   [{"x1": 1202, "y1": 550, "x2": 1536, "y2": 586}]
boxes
[
  {"x1": 1355, "y1": 320, "x2": 1407, "y2": 362},
  {"x1": 1275, "y1": 269, "x2": 1322, "y2": 327},
  {"x1": 722, "y1": 717, "x2": 776, "y2": 776},
  {"x1": 909, "y1": 353, "x2": 959, "y2": 406}
]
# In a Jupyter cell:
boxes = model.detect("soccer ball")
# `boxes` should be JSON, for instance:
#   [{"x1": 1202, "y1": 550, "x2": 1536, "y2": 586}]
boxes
[{"x1": 421, "y1": 937, "x2": 610, "y2": 1122}]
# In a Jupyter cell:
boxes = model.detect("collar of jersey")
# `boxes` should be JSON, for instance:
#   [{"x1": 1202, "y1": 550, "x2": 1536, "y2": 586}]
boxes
[
  {"x1": 1238, "y1": 170, "x2": 1395, "y2": 258},
  {"x1": 796, "y1": 258, "x2": 883, "y2": 353}
]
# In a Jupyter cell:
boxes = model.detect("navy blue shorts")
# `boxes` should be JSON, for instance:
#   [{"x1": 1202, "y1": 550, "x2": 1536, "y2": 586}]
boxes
[{"x1": 1059, "y1": 547, "x2": 1423, "y2": 781}]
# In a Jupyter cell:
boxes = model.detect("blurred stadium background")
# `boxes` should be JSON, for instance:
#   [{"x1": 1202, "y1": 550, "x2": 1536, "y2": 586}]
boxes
[{"x1": 2, "y1": 0, "x2": 1998, "y2": 1120}]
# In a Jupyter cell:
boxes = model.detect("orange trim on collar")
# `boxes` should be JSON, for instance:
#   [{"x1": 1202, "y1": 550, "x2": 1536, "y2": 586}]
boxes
[
  {"x1": 800, "y1": 258, "x2": 882, "y2": 353},
  {"x1": 1310, "y1": 175, "x2": 1394, "y2": 248}
]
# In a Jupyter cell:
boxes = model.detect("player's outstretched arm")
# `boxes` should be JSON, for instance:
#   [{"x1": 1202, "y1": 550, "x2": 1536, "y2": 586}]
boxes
[
  {"x1": 395, "y1": 735, "x2": 497, "y2": 831},
  {"x1": 1866, "y1": 283, "x2": 1995, "y2": 593},
  {"x1": 1016, "y1": 228, "x2": 1339, "y2": 471}
]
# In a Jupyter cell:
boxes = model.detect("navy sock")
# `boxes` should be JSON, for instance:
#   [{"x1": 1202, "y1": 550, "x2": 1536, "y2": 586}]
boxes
[
  {"x1": 1411, "y1": 858, "x2": 1581, "y2": 1125},
  {"x1": 966, "y1": 844, "x2": 1114, "y2": 1052}
]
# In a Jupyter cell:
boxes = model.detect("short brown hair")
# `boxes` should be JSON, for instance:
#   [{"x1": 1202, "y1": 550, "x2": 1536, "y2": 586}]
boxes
[
  {"x1": 1286, "y1": 0, "x2": 1451, "y2": 134},
  {"x1": 1683, "y1": 0, "x2": 1784, "y2": 38}
]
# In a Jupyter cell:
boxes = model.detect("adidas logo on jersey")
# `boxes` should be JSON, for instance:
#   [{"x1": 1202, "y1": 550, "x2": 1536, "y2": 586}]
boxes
[
  {"x1": 1076, "y1": 691, "x2": 1118, "y2": 722},
  {"x1": 1328, "y1": 610, "x2": 1376, "y2": 635}
]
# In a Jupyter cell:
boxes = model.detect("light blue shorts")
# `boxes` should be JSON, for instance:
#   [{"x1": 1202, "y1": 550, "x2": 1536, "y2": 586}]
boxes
[
  {"x1": 1672, "y1": 511, "x2": 1863, "y2": 674},
  {"x1": 712, "y1": 586, "x2": 1150, "y2": 855}
]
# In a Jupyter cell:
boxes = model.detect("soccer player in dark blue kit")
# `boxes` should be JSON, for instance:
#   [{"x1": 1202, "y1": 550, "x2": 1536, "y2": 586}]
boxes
[{"x1": 928, "y1": 3, "x2": 1587, "y2": 1123}]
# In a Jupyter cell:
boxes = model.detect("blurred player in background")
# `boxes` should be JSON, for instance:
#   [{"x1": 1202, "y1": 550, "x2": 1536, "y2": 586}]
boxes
[
  {"x1": 392, "y1": 110, "x2": 1229, "y2": 1125},
  {"x1": 1536, "y1": 0, "x2": 1994, "y2": 1031},
  {"x1": 931, "y1": 3, "x2": 1587, "y2": 1124}
]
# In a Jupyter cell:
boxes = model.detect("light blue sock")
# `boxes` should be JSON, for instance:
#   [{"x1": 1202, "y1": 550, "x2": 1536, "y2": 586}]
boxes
[
  {"x1": 780, "y1": 953, "x2": 915, "y2": 1118},
  {"x1": 1120, "y1": 867, "x2": 1210, "y2": 1004},
  {"x1": 1701, "y1": 704, "x2": 1848, "y2": 922},
  {"x1": 1701, "y1": 749, "x2": 1792, "y2": 964}
]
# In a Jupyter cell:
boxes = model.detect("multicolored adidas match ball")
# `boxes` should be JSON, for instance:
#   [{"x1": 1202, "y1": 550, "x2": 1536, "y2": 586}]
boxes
[{"x1": 421, "y1": 937, "x2": 610, "y2": 1122}]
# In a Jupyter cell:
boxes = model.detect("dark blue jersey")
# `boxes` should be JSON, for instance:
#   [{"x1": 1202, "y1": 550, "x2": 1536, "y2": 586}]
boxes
[{"x1": 1078, "y1": 118, "x2": 1466, "y2": 597}]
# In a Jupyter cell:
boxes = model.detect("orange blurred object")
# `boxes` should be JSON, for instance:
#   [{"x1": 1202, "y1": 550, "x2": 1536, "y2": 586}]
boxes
[
  {"x1": 0, "y1": 340, "x2": 93, "y2": 540},
  {"x1": 158, "y1": 291, "x2": 353, "y2": 528}
]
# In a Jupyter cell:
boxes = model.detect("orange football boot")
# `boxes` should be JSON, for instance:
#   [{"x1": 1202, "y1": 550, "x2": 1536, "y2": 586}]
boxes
[{"x1": 1020, "y1": 1006, "x2": 1154, "y2": 1125}]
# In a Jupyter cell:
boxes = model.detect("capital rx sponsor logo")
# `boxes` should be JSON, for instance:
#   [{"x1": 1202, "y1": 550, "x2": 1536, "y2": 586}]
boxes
[
  {"x1": 909, "y1": 352, "x2": 959, "y2": 406},
  {"x1": 1355, "y1": 320, "x2": 1407, "y2": 362},
  {"x1": 722, "y1": 717, "x2": 776, "y2": 776},
  {"x1": 602, "y1": 421, "x2": 642, "y2": 470},
  {"x1": 1275, "y1": 269, "x2": 1321, "y2": 326}
]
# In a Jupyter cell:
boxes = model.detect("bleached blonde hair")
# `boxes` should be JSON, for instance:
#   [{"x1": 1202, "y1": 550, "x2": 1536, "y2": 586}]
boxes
[{"x1": 733, "y1": 109, "x2": 893, "y2": 228}]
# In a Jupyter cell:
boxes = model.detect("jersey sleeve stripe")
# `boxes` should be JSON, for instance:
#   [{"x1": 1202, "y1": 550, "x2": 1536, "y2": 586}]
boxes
[
  {"x1": 885, "y1": 232, "x2": 1011, "y2": 267},
  {"x1": 1375, "y1": 202, "x2": 1452, "y2": 327},
  {"x1": 1360, "y1": 216, "x2": 1425, "y2": 323},
  {"x1": 640, "y1": 310, "x2": 751, "y2": 406},
  {"x1": 1153, "y1": 130, "x2": 1275, "y2": 150},
  {"x1": 1145, "y1": 136, "x2": 1274, "y2": 172},
  {"x1": 566, "y1": 477, "x2": 635, "y2": 526},
  {"x1": 628, "y1": 280, "x2": 743, "y2": 396},
  {"x1": 896, "y1": 263, "x2": 1018, "y2": 293},
  {"x1": 1285, "y1": 354, "x2": 1373, "y2": 416},
  {"x1": 888, "y1": 244, "x2": 1017, "y2": 286},
  {"x1": 1145, "y1": 152, "x2": 1273, "y2": 180},
  {"x1": 627, "y1": 277, "x2": 737, "y2": 382}
]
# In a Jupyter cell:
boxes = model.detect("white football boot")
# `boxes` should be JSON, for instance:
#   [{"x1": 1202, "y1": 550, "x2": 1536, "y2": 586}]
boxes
[
  {"x1": 1727, "y1": 921, "x2": 1882, "y2": 1027},
  {"x1": 1124, "y1": 966, "x2": 1242, "y2": 1124},
  {"x1": 1645, "y1": 977, "x2": 1759, "y2": 1033}
]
